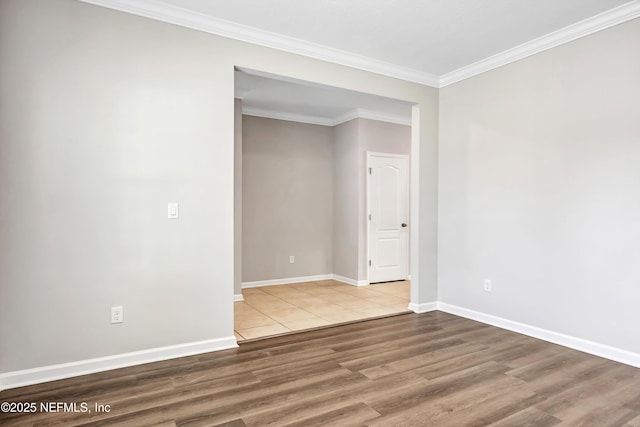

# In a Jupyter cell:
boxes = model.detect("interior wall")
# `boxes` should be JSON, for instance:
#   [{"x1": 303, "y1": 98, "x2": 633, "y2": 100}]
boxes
[
  {"x1": 0, "y1": 0, "x2": 235, "y2": 374},
  {"x1": 0, "y1": 0, "x2": 438, "y2": 378},
  {"x1": 242, "y1": 116, "x2": 334, "y2": 283},
  {"x1": 360, "y1": 119, "x2": 412, "y2": 155},
  {"x1": 242, "y1": 117, "x2": 411, "y2": 285},
  {"x1": 438, "y1": 18, "x2": 640, "y2": 354},
  {"x1": 234, "y1": 99, "x2": 243, "y2": 296},
  {"x1": 332, "y1": 119, "x2": 360, "y2": 280}
]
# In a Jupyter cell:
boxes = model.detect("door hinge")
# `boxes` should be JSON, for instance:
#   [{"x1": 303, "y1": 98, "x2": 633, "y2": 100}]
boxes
[
  {"x1": 368, "y1": 214, "x2": 371, "y2": 220},
  {"x1": 369, "y1": 260, "x2": 371, "y2": 266},
  {"x1": 368, "y1": 168, "x2": 372, "y2": 175}
]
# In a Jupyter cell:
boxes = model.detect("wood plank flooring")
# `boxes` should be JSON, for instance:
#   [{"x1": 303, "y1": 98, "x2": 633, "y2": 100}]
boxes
[{"x1": 2, "y1": 311, "x2": 639, "y2": 426}]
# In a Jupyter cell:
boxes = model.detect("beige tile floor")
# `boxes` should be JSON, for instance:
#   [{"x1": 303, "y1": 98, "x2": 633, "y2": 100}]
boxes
[{"x1": 234, "y1": 279, "x2": 410, "y2": 341}]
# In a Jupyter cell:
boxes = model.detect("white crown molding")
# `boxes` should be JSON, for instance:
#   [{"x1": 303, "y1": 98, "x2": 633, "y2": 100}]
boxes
[
  {"x1": 440, "y1": 0, "x2": 640, "y2": 87},
  {"x1": 333, "y1": 109, "x2": 411, "y2": 126},
  {"x1": 242, "y1": 106, "x2": 335, "y2": 126},
  {"x1": 437, "y1": 302, "x2": 640, "y2": 368},
  {"x1": 82, "y1": 1, "x2": 639, "y2": 89},
  {"x1": 79, "y1": 0, "x2": 439, "y2": 87},
  {"x1": 0, "y1": 336, "x2": 237, "y2": 391},
  {"x1": 243, "y1": 106, "x2": 411, "y2": 127},
  {"x1": 353, "y1": 109, "x2": 411, "y2": 126},
  {"x1": 330, "y1": 110, "x2": 360, "y2": 126}
]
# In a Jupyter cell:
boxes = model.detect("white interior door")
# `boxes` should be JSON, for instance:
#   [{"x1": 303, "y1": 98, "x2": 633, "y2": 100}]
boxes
[{"x1": 368, "y1": 153, "x2": 409, "y2": 284}]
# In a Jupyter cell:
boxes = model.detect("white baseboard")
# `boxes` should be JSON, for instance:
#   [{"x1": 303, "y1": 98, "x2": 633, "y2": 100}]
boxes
[
  {"x1": 234, "y1": 294, "x2": 244, "y2": 302},
  {"x1": 332, "y1": 274, "x2": 368, "y2": 287},
  {"x1": 408, "y1": 301, "x2": 438, "y2": 313},
  {"x1": 243, "y1": 273, "x2": 423, "y2": 288},
  {"x1": 241, "y1": 274, "x2": 369, "y2": 288},
  {"x1": 0, "y1": 336, "x2": 238, "y2": 391},
  {"x1": 437, "y1": 302, "x2": 640, "y2": 369},
  {"x1": 242, "y1": 274, "x2": 333, "y2": 288},
  {"x1": 6, "y1": 302, "x2": 637, "y2": 390}
]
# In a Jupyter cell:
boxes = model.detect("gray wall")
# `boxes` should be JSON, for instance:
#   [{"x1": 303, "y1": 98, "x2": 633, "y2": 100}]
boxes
[
  {"x1": 242, "y1": 116, "x2": 334, "y2": 282},
  {"x1": 0, "y1": 0, "x2": 234, "y2": 372},
  {"x1": 234, "y1": 99, "x2": 243, "y2": 296},
  {"x1": 438, "y1": 18, "x2": 640, "y2": 353},
  {"x1": 332, "y1": 120, "x2": 361, "y2": 280},
  {"x1": 0, "y1": 0, "x2": 438, "y2": 376},
  {"x1": 242, "y1": 117, "x2": 410, "y2": 284},
  {"x1": 360, "y1": 119, "x2": 411, "y2": 155}
]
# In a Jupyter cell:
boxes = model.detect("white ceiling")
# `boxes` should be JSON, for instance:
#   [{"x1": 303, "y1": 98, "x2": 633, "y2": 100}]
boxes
[
  {"x1": 84, "y1": 0, "x2": 640, "y2": 86},
  {"x1": 164, "y1": 0, "x2": 633, "y2": 76},
  {"x1": 83, "y1": 0, "x2": 640, "y2": 124}
]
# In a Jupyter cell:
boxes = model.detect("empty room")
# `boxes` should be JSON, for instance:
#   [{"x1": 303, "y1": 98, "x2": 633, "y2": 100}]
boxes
[{"x1": 1, "y1": 0, "x2": 639, "y2": 426}]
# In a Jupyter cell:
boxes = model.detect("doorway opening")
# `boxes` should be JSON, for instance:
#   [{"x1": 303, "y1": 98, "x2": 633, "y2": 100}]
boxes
[{"x1": 233, "y1": 68, "x2": 420, "y2": 341}]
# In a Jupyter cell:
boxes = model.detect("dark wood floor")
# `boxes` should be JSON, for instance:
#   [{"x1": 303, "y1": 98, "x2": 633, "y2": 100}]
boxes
[{"x1": 2, "y1": 312, "x2": 640, "y2": 426}]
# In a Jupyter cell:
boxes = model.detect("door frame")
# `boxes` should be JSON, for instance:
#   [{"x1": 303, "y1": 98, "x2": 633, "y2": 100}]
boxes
[
  {"x1": 233, "y1": 68, "x2": 427, "y2": 317},
  {"x1": 366, "y1": 151, "x2": 410, "y2": 284}
]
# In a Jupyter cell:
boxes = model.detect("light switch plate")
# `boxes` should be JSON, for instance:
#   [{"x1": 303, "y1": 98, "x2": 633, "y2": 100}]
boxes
[{"x1": 168, "y1": 203, "x2": 179, "y2": 219}]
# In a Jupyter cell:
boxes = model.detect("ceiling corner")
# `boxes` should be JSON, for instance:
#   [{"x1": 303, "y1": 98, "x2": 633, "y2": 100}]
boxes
[{"x1": 439, "y1": 0, "x2": 640, "y2": 87}]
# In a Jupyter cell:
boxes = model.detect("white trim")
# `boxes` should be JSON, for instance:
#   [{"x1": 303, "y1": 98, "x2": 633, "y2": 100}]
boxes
[
  {"x1": 333, "y1": 274, "x2": 369, "y2": 287},
  {"x1": 79, "y1": 0, "x2": 439, "y2": 87},
  {"x1": 242, "y1": 274, "x2": 373, "y2": 288},
  {"x1": 408, "y1": 106, "x2": 421, "y2": 317},
  {"x1": 243, "y1": 106, "x2": 411, "y2": 127},
  {"x1": 408, "y1": 302, "x2": 438, "y2": 313},
  {"x1": 6, "y1": 304, "x2": 639, "y2": 390},
  {"x1": 242, "y1": 274, "x2": 333, "y2": 288},
  {"x1": 332, "y1": 109, "x2": 411, "y2": 127},
  {"x1": 437, "y1": 302, "x2": 640, "y2": 369},
  {"x1": 440, "y1": 1, "x2": 640, "y2": 87},
  {"x1": 243, "y1": 106, "x2": 334, "y2": 127},
  {"x1": 0, "y1": 337, "x2": 237, "y2": 391},
  {"x1": 234, "y1": 294, "x2": 244, "y2": 302},
  {"x1": 234, "y1": 88, "x2": 250, "y2": 100},
  {"x1": 367, "y1": 152, "x2": 411, "y2": 160},
  {"x1": 80, "y1": 0, "x2": 640, "y2": 89}
]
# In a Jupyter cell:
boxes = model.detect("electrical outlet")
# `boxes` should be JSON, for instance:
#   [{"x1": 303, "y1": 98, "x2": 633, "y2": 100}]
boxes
[
  {"x1": 289, "y1": 256, "x2": 295, "y2": 264},
  {"x1": 111, "y1": 306, "x2": 123, "y2": 324},
  {"x1": 484, "y1": 279, "x2": 492, "y2": 292}
]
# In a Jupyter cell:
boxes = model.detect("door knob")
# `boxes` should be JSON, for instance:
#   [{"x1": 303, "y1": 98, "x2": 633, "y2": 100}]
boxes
[{"x1": 401, "y1": 223, "x2": 407, "y2": 227}]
